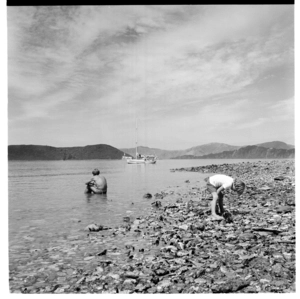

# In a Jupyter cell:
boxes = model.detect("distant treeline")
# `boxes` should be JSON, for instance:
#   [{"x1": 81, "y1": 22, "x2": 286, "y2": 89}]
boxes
[
  {"x1": 8, "y1": 144, "x2": 127, "y2": 160},
  {"x1": 8, "y1": 141, "x2": 295, "y2": 161}
]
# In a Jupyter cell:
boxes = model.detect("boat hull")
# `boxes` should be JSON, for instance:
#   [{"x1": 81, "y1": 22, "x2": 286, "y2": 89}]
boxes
[
  {"x1": 145, "y1": 160, "x2": 156, "y2": 164},
  {"x1": 127, "y1": 159, "x2": 145, "y2": 164},
  {"x1": 127, "y1": 157, "x2": 157, "y2": 164}
]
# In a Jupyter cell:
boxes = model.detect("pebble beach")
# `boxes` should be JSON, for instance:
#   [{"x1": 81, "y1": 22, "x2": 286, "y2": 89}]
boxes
[{"x1": 9, "y1": 159, "x2": 295, "y2": 294}]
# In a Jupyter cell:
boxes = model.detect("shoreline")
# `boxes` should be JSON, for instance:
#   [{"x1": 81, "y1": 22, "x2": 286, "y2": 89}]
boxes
[{"x1": 10, "y1": 159, "x2": 295, "y2": 294}]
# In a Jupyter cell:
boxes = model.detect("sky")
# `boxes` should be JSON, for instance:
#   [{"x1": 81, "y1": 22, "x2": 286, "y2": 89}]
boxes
[{"x1": 7, "y1": 5, "x2": 295, "y2": 150}]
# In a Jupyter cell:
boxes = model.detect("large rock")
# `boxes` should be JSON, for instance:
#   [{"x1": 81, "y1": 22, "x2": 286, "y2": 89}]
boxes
[
  {"x1": 211, "y1": 279, "x2": 250, "y2": 293},
  {"x1": 85, "y1": 224, "x2": 103, "y2": 232}
]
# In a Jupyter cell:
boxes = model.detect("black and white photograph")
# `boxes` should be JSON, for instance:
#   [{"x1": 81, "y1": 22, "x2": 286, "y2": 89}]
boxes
[{"x1": 6, "y1": 3, "x2": 296, "y2": 295}]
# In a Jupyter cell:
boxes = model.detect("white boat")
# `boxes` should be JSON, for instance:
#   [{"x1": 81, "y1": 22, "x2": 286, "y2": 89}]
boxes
[
  {"x1": 122, "y1": 153, "x2": 132, "y2": 160},
  {"x1": 127, "y1": 157, "x2": 146, "y2": 164},
  {"x1": 144, "y1": 155, "x2": 157, "y2": 164},
  {"x1": 126, "y1": 120, "x2": 157, "y2": 164},
  {"x1": 127, "y1": 154, "x2": 157, "y2": 164},
  {"x1": 127, "y1": 119, "x2": 145, "y2": 164}
]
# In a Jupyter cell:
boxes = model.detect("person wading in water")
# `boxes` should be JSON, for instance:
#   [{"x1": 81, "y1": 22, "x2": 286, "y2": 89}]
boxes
[{"x1": 85, "y1": 168, "x2": 108, "y2": 194}]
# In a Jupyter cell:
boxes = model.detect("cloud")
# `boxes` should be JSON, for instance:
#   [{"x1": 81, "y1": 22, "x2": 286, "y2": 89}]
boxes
[
  {"x1": 237, "y1": 118, "x2": 268, "y2": 130},
  {"x1": 269, "y1": 96, "x2": 295, "y2": 121},
  {"x1": 7, "y1": 5, "x2": 294, "y2": 147}
]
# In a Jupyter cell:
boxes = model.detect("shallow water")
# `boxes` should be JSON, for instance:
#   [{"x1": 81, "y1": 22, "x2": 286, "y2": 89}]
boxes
[{"x1": 8, "y1": 158, "x2": 269, "y2": 269}]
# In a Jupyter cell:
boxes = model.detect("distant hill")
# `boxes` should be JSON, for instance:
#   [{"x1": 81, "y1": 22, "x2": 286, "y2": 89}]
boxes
[
  {"x1": 120, "y1": 146, "x2": 184, "y2": 160},
  {"x1": 255, "y1": 141, "x2": 294, "y2": 150},
  {"x1": 120, "y1": 143, "x2": 240, "y2": 159},
  {"x1": 9, "y1": 141, "x2": 294, "y2": 161},
  {"x1": 173, "y1": 145, "x2": 295, "y2": 159},
  {"x1": 184, "y1": 143, "x2": 240, "y2": 156},
  {"x1": 8, "y1": 144, "x2": 126, "y2": 160}
]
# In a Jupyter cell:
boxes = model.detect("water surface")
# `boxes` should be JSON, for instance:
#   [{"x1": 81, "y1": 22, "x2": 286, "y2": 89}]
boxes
[{"x1": 8, "y1": 158, "x2": 267, "y2": 267}]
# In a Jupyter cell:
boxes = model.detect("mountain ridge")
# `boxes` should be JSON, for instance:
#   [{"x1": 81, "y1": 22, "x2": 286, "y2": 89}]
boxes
[
  {"x1": 120, "y1": 142, "x2": 241, "y2": 159},
  {"x1": 255, "y1": 141, "x2": 294, "y2": 150},
  {"x1": 120, "y1": 141, "x2": 294, "y2": 159},
  {"x1": 172, "y1": 145, "x2": 295, "y2": 159},
  {"x1": 8, "y1": 141, "x2": 294, "y2": 160}
]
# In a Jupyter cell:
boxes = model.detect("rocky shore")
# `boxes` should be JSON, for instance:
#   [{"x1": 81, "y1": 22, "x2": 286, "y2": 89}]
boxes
[{"x1": 10, "y1": 160, "x2": 295, "y2": 294}]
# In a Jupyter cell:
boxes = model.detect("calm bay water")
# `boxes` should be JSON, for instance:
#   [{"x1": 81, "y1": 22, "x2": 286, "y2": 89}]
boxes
[{"x1": 8, "y1": 158, "x2": 265, "y2": 263}]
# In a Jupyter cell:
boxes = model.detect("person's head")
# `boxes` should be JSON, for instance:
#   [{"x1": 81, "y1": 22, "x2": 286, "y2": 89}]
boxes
[
  {"x1": 233, "y1": 179, "x2": 245, "y2": 195},
  {"x1": 92, "y1": 168, "x2": 100, "y2": 176}
]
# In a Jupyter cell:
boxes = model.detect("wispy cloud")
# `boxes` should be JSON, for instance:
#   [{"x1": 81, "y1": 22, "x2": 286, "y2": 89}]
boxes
[{"x1": 7, "y1": 5, "x2": 294, "y2": 148}]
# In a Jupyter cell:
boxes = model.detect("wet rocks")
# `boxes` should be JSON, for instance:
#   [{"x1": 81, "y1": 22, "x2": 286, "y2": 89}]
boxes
[
  {"x1": 154, "y1": 268, "x2": 169, "y2": 276},
  {"x1": 85, "y1": 224, "x2": 104, "y2": 232},
  {"x1": 238, "y1": 233, "x2": 256, "y2": 242},
  {"x1": 151, "y1": 201, "x2": 162, "y2": 208},
  {"x1": 222, "y1": 211, "x2": 233, "y2": 223},
  {"x1": 274, "y1": 176, "x2": 289, "y2": 181},
  {"x1": 211, "y1": 279, "x2": 250, "y2": 293},
  {"x1": 191, "y1": 223, "x2": 205, "y2": 231},
  {"x1": 97, "y1": 249, "x2": 107, "y2": 256},
  {"x1": 276, "y1": 206, "x2": 293, "y2": 214},
  {"x1": 10, "y1": 160, "x2": 295, "y2": 294}
]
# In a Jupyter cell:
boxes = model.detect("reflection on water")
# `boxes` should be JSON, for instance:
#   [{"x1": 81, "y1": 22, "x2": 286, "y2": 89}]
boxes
[{"x1": 85, "y1": 192, "x2": 109, "y2": 203}]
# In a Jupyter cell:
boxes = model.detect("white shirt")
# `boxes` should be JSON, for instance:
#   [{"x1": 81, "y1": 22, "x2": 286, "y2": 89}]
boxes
[{"x1": 209, "y1": 174, "x2": 234, "y2": 190}]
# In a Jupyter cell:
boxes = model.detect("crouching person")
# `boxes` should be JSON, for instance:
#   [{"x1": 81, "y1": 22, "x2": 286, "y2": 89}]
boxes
[
  {"x1": 206, "y1": 174, "x2": 245, "y2": 221},
  {"x1": 85, "y1": 168, "x2": 108, "y2": 194}
]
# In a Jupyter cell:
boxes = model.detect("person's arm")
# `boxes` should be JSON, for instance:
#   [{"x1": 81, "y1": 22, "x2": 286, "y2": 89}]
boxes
[
  {"x1": 86, "y1": 178, "x2": 95, "y2": 185},
  {"x1": 216, "y1": 186, "x2": 226, "y2": 215},
  {"x1": 218, "y1": 190, "x2": 225, "y2": 215},
  {"x1": 216, "y1": 186, "x2": 225, "y2": 195}
]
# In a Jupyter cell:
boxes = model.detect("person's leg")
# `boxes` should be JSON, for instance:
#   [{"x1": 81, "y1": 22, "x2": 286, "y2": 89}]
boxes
[
  {"x1": 85, "y1": 185, "x2": 94, "y2": 194},
  {"x1": 210, "y1": 195, "x2": 223, "y2": 220},
  {"x1": 207, "y1": 182, "x2": 223, "y2": 220},
  {"x1": 218, "y1": 192, "x2": 225, "y2": 215},
  {"x1": 211, "y1": 192, "x2": 219, "y2": 217},
  {"x1": 207, "y1": 183, "x2": 218, "y2": 215},
  {"x1": 90, "y1": 186, "x2": 107, "y2": 194},
  {"x1": 215, "y1": 194, "x2": 221, "y2": 215}
]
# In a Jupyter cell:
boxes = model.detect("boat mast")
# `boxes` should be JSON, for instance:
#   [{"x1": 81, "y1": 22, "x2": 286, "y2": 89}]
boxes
[{"x1": 135, "y1": 118, "x2": 138, "y2": 158}]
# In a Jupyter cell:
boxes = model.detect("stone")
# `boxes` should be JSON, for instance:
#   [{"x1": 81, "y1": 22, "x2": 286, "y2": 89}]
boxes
[
  {"x1": 259, "y1": 186, "x2": 271, "y2": 191},
  {"x1": 272, "y1": 263, "x2": 282, "y2": 275},
  {"x1": 97, "y1": 249, "x2": 107, "y2": 256},
  {"x1": 195, "y1": 278, "x2": 207, "y2": 285},
  {"x1": 274, "y1": 176, "x2": 286, "y2": 181},
  {"x1": 123, "y1": 278, "x2": 136, "y2": 285},
  {"x1": 151, "y1": 201, "x2": 162, "y2": 208},
  {"x1": 85, "y1": 224, "x2": 103, "y2": 232},
  {"x1": 154, "y1": 268, "x2": 169, "y2": 276},
  {"x1": 276, "y1": 206, "x2": 293, "y2": 214},
  {"x1": 211, "y1": 279, "x2": 250, "y2": 293},
  {"x1": 178, "y1": 224, "x2": 189, "y2": 231},
  {"x1": 124, "y1": 271, "x2": 139, "y2": 279}
]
